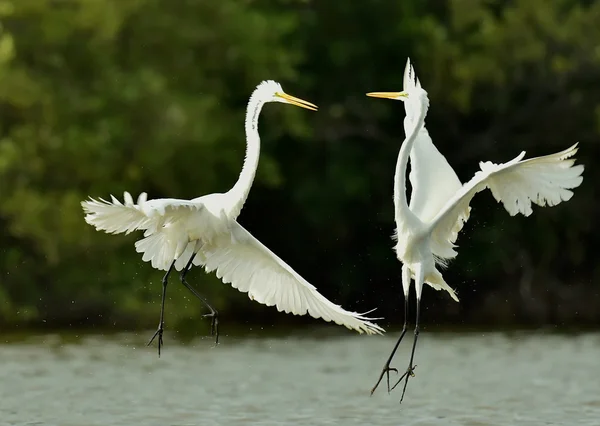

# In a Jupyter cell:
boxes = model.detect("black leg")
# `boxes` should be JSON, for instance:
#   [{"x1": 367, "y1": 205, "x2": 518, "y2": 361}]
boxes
[
  {"x1": 147, "y1": 260, "x2": 176, "y2": 357},
  {"x1": 179, "y1": 252, "x2": 220, "y2": 345},
  {"x1": 391, "y1": 296, "x2": 421, "y2": 403},
  {"x1": 371, "y1": 296, "x2": 409, "y2": 395}
]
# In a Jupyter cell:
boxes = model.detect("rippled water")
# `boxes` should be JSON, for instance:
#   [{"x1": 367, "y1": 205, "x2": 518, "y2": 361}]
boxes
[{"x1": 2, "y1": 330, "x2": 600, "y2": 425}]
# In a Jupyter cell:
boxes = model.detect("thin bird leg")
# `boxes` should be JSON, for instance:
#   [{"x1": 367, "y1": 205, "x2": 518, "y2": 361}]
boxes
[
  {"x1": 179, "y1": 252, "x2": 220, "y2": 345},
  {"x1": 391, "y1": 297, "x2": 421, "y2": 403},
  {"x1": 147, "y1": 260, "x2": 176, "y2": 357},
  {"x1": 370, "y1": 296, "x2": 409, "y2": 395}
]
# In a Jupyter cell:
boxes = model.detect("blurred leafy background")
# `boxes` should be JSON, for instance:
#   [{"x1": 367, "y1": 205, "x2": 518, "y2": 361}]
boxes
[{"x1": 0, "y1": 0, "x2": 598, "y2": 334}]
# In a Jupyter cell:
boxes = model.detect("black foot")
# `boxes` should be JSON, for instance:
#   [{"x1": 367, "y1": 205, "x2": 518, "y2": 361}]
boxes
[
  {"x1": 391, "y1": 364, "x2": 417, "y2": 403},
  {"x1": 147, "y1": 325, "x2": 164, "y2": 357},
  {"x1": 371, "y1": 364, "x2": 399, "y2": 395},
  {"x1": 203, "y1": 312, "x2": 219, "y2": 345}
]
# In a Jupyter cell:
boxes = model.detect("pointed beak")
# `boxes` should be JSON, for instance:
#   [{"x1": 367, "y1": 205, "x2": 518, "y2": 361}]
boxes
[
  {"x1": 366, "y1": 91, "x2": 408, "y2": 100},
  {"x1": 275, "y1": 92, "x2": 318, "y2": 111}
]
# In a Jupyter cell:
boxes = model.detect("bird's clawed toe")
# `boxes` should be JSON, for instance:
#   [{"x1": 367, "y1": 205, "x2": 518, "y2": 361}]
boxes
[
  {"x1": 370, "y1": 364, "x2": 399, "y2": 396},
  {"x1": 146, "y1": 325, "x2": 164, "y2": 357},
  {"x1": 408, "y1": 364, "x2": 417, "y2": 377},
  {"x1": 391, "y1": 364, "x2": 417, "y2": 390},
  {"x1": 390, "y1": 364, "x2": 418, "y2": 403},
  {"x1": 203, "y1": 312, "x2": 219, "y2": 345}
]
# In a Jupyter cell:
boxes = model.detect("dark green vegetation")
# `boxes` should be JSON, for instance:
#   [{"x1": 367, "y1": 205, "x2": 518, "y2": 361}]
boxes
[{"x1": 0, "y1": 0, "x2": 598, "y2": 333}]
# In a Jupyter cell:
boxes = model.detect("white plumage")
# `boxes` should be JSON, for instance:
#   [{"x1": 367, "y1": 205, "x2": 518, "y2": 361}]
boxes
[
  {"x1": 402, "y1": 59, "x2": 470, "y2": 267},
  {"x1": 82, "y1": 190, "x2": 382, "y2": 334},
  {"x1": 82, "y1": 80, "x2": 383, "y2": 356},
  {"x1": 367, "y1": 58, "x2": 584, "y2": 401},
  {"x1": 201, "y1": 221, "x2": 380, "y2": 329},
  {"x1": 428, "y1": 143, "x2": 583, "y2": 264}
]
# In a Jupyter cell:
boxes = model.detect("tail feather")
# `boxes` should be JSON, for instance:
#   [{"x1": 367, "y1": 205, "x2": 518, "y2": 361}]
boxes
[{"x1": 426, "y1": 270, "x2": 459, "y2": 302}]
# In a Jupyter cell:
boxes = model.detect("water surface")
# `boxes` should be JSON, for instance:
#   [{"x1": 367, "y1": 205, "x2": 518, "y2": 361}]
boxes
[{"x1": 2, "y1": 331, "x2": 599, "y2": 425}]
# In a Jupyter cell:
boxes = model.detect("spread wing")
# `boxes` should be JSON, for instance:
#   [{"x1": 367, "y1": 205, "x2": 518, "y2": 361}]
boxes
[
  {"x1": 426, "y1": 143, "x2": 584, "y2": 264},
  {"x1": 81, "y1": 191, "x2": 152, "y2": 235},
  {"x1": 197, "y1": 221, "x2": 384, "y2": 335},
  {"x1": 82, "y1": 191, "x2": 205, "y2": 270}
]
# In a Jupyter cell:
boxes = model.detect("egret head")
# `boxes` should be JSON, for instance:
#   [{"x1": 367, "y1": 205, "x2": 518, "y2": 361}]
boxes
[
  {"x1": 254, "y1": 80, "x2": 318, "y2": 111},
  {"x1": 365, "y1": 87, "x2": 430, "y2": 116},
  {"x1": 365, "y1": 58, "x2": 430, "y2": 120}
]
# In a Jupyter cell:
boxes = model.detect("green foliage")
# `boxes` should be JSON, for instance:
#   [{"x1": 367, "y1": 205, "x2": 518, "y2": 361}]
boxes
[
  {"x1": 0, "y1": 0, "x2": 304, "y2": 327},
  {"x1": 0, "y1": 0, "x2": 598, "y2": 329}
]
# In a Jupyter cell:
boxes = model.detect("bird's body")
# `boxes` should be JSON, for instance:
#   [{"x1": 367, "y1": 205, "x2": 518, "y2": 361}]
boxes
[
  {"x1": 92, "y1": 188, "x2": 384, "y2": 327},
  {"x1": 91, "y1": 192, "x2": 229, "y2": 271},
  {"x1": 367, "y1": 58, "x2": 584, "y2": 402},
  {"x1": 134, "y1": 192, "x2": 236, "y2": 271},
  {"x1": 407, "y1": 129, "x2": 463, "y2": 222},
  {"x1": 82, "y1": 80, "x2": 383, "y2": 356}
]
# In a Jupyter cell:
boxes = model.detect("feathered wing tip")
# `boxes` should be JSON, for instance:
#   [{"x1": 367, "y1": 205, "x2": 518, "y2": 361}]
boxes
[
  {"x1": 81, "y1": 191, "x2": 150, "y2": 235},
  {"x1": 487, "y1": 142, "x2": 584, "y2": 217},
  {"x1": 199, "y1": 222, "x2": 386, "y2": 335},
  {"x1": 556, "y1": 142, "x2": 580, "y2": 159},
  {"x1": 356, "y1": 306, "x2": 381, "y2": 318},
  {"x1": 342, "y1": 306, "x2": 385, "y2": 330},
  {"x1": 355, "y1": 320, "x2": 385, "y2": 335},
  {"x1": 324, "y1": 306, "x2": 385, "y2": 335},
  {"x1": 544, "y1": 142, "x2": 584, "y2": 171},
  {"x1": 258, "y1": 278, "x2": 386, "y2": 335}
]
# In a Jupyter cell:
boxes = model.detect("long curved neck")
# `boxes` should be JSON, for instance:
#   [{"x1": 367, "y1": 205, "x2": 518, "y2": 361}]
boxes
[
  {"x1": 225, "y1": 91, "x2": 266, "y2": 218},
  {"x1": 394, "y1": 100, "x2": 427, "y2": 225}
]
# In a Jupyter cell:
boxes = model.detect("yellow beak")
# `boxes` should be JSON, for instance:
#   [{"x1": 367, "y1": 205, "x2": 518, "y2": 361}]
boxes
[
  {"x1": 366, "y1": 91, "x2": 408, "y2": 99},
  {"x1": 275, "y1": 92, "x2": 318, "y2": 111}
]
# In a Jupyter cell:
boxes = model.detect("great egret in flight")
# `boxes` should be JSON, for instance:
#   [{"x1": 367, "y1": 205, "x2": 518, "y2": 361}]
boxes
[
  {"x1": 366, "y1": 59, "x2": 584, "y2": 402},
  {"x1": 82, "y1": 80, "x2": 384, "y2": 356}
]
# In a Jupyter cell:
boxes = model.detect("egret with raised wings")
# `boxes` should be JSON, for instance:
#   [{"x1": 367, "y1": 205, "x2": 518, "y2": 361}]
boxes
[
  {"x1": 82, "y1": 80, "x2": 384, "y2": 356},
  {"x1": 367, "y1": 59, "x2": 584, "y2": 402}
]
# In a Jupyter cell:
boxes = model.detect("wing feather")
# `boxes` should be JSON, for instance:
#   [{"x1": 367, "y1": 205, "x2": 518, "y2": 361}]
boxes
[
  {"x1": 199, "y1": 221, "x2": 384, "y2": 335},
  {"x1": 426, "y1": 143, "x2": 584, "y2": 264},
  {"x1": 82, "y1": 191, "x2": 206, "y2": 271},
  {"x1": 81, "y1": 191, "x2": 151, "y2": 234}
]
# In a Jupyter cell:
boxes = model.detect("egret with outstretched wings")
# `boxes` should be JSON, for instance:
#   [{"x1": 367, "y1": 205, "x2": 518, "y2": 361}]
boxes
[
  {"x1": 367, "y1": 59, "x2": 584, "y2": 402},
  {"x1": 82, "y1": 80, "x2": 384, "y2": 356}
]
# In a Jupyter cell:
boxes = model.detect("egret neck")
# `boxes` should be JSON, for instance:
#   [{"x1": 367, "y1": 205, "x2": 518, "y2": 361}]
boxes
[{"x1": 224, "y1": 89, "x2": 265, "y2": 219}]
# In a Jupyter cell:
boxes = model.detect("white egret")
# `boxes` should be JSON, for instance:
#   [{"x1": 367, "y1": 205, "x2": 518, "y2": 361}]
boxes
[
  {"x1": 366, "y1": 59, "x2": 584, "y2": 402},
  {"x1": 82, "y1": 80, "x2": 384, "y2": 356}
]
